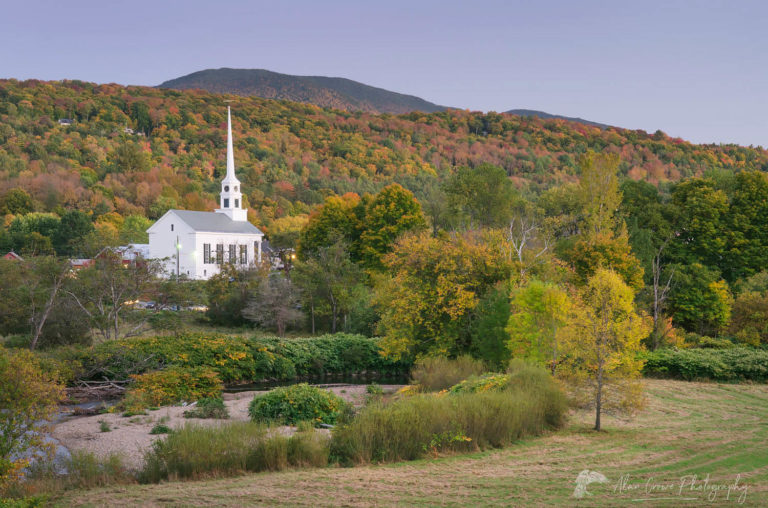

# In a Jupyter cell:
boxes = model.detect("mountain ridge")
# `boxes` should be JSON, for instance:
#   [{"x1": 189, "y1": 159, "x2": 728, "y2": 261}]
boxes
[
  {"x1": 158, "y1": 68, "x2": 448, "y2": 115},
  {"x1": 505, "y1": 109, "x2": 610, "y2": 129}
]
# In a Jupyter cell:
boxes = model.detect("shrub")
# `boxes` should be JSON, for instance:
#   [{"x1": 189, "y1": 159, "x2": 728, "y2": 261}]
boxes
[
  {"x1": 331, "y1": 363, "x2": 567, "y2": 465},
  {"x1": 449, "y1": 373, "x2": 510, "y2": 394},
  {"x1": 696, "y1": 336, "x2": 737, "y2": 349},
  {"x1": 642, "y1": 347, "x2": 768, "y2": 382},
  {"x1": 122, "y1": 366, "x2": 223, "y2": 413},
  {"x1": 260, "y1": 334, "x2": 409, "y2": 378},
  {"x1": 149, "y1": 423, "x2": 171, "y2": 434},
  {"x1": 183, "y1": 397, "x2": 229, "y2": 419},
  {"x1": 139, "y1": 422, "x2": 330, "y2": 482},
  {"x1": 410, "y1": 355, "x2": 485, "y2": 392},
  {"x1": 50, "y1": 333, "x2": 411, "y2": 387},
  {"x1": 99, "y1": 420, "x2": 110, "y2": 433},
  {"x1": 248, "y1": 384, "x2": 349, "y2": 426}
]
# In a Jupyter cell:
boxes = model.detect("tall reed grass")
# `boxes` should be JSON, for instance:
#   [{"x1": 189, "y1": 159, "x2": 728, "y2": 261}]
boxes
[
  {"x1": 8, "y1": 450, "x2": 134, "y2": 499},
  {"x1": 331, "y1": 361, "x2": 566, "y2": 465},
  {"x1": 139, "y1": 421, "x2": 329, "y2": 483},
  {"x1": 410, "y1": 355, "x2": 485, "y2": 392}
]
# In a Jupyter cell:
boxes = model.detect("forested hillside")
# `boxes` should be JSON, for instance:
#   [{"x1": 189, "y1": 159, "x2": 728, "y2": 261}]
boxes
[
  {"x1": 159, "y1": 68, "x2": 446, "y2": 114},
  {"x1": 1, "y1": 78, "x2": 767, "y2": 255}
]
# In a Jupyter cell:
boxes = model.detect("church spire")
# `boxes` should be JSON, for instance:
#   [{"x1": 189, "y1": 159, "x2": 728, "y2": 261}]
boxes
[
  {"x1": 223, "y1": 106, "x2": 239, "y2": 184},
  {"x1": 215, "y1": 105, "x2": 247, "y2": 221}
]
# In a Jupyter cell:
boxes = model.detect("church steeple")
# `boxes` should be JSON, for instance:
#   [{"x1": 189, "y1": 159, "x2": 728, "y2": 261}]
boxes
[{"x1": 215, "y1": 106, "x2": 248, "y2": 221}]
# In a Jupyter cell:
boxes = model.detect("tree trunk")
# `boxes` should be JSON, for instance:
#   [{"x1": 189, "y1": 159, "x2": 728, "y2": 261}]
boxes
[
  {"x1": 330, "y1": 293, "x2": 337, "y2": 333},
  {"x1": 30, "y1": 266, "x2": 67, "y2": 350},
  {"x1": 595, "y1": 366, "x2": 603, "y2": 431},
  {"x1": 30, "y1": 283, "x2": 60, "y2": 350},
  {"x1": 310, "y1": 299, "x2": 315, "y2": 335},
  {"x1": 551, "y1": 324, "x2": 558, "y2": 376}
]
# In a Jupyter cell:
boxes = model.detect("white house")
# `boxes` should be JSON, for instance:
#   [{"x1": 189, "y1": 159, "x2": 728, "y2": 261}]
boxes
[{"x1": 147, "y1": 107, "x2": 264, "y2": 279}]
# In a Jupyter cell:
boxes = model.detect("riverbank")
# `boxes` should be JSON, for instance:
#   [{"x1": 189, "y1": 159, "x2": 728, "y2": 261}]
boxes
[{"x1": 52, "y1": 384, "x2": 402, "y2": 470}]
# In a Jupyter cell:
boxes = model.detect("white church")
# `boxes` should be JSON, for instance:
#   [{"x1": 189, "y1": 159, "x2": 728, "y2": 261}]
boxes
[{"x1": 147, "y1": 107, "x2": 264, "y2": 280}]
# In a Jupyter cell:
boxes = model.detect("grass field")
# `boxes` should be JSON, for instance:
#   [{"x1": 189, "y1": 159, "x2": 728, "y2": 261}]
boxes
[{"x1": 54, "y1": 379, "x2": 768, "y2": 507}]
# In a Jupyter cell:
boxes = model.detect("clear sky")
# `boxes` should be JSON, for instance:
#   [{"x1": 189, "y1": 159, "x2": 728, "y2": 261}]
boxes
[{"x1": 2, "y1": 0, "x2": 766, "y2": 146}]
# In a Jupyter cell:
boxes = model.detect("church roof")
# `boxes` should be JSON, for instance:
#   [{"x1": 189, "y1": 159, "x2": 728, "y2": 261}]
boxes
[{"x1": 170, "y1": 210, "x2": 263, "y2": 235}]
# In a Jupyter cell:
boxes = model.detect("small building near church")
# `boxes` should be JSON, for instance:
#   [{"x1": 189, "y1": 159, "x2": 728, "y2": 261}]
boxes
[
  {"x1": 146, "y1": 107, "x2": 264, "y2": 279},
  {"x1": 2, "y1": 251, "x2": 24, "y2": 261}
]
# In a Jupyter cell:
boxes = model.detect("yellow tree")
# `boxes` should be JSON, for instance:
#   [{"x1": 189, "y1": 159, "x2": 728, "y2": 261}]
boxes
[
  {"x1": 375, "y1": 231, "x2": 510, "y2": 360},
  {"x1": 577, "y1": 151, "x2": 622, "y2": 237},
  {"x1": 560, "y1": 268, "x2": 649, "y2": 431},
  {"x1": 506, "y1": 280, "x2": 572, "y2": 374},
  {"x1": 0, "y1": 347, "x2": 64, "y2": 492}
]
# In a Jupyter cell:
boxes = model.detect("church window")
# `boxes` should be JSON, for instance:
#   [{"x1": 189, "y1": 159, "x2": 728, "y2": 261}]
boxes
[
  {"x1": 216, "y1": 244, "x2": 224, "y2": 264},
  {"x1": 203, "y1": 244, "x2": 211, "y2": 264},
  {"x1": 224, "y1": 185, "x2": 229, "y2": 192},
  {"x1": 171, "y1": 224, "x2": 174, "y2": 231},
  {"x1": 234, "y1": 186, "x2": 238, "y2": 192},
  {"x1": 229, "y1": 244, "x2": 236, "y2": 263},
  {"x1": 224, "y1": 198, "x2": 230, "y2": 208},
  {"x1": 239, "y1": 245, "x2": 247, "y2": 264},
  {"x1": 235, "y1": 199, "x2": 239, "y2": 208}
]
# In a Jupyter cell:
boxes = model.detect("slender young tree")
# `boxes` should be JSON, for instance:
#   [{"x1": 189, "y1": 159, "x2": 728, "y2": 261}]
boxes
[{"x1": 560, "y1": 268, "x2": 649, "y2": 431}]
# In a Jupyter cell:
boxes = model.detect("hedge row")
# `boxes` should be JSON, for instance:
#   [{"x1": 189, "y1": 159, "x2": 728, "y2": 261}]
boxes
[
  {"x1": 641, "y1": 347, "x2": 768, "y2": 382},
  {"x1": 55, "y1": 333, "x2": 410, "y2": 385}
]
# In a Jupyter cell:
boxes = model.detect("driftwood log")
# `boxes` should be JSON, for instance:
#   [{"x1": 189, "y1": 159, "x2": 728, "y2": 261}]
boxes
[{"x1": 65, "y1": 379, "x2": 129, "y2": 403}]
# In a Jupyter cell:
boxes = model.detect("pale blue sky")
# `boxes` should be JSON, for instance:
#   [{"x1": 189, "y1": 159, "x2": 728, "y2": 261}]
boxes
[{"x1": 2, "y1": 0, "x2": 766, "y2": 146}]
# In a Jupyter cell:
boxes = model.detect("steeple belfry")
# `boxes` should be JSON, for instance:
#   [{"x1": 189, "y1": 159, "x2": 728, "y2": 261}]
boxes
[{"x1": 215, "y1": 106, "x2": 248, "y2": 221}]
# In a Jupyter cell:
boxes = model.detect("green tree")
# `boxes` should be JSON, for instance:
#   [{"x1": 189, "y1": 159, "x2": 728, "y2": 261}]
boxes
[
  {"x1": 119, "y1": 215, "x2": 152, "y2": 243},
  {"x1": 666, "y1": 263, "x2": 732, "y2": 335},
  {"x1": 130, "y1": 101, "x2": 153, "y2": 135},
  {"x1": 0, "y1": 188, "x2": 34, "y2": 215},
  {"x1": 619, "y1": 179, "x2": 673, "y2": 280},
  {"x1": 506, "y1": 280, "x2": 572, "y2": 374},
  {"x1": 297, "y1": 194, "x2": 361, "y2": 260},
  {"x1": 560, "y1": 268, "x2": 649, "y2": 431},
  {"x1": 469, "y1": 284, "x2": 512, "y2": 369},
  {"x1": 293, "y1": 240, "x2": 362, "y2": 334},
  {"x1": 357, "y1": 183, "x2": 426, "y2": 271},
  {"x1": 444, "y1": 163, "x2": 514, "y2": 229},
  {"x1": 668, "y1": 178, "x2": 728, "y2": 271},
  {"x1": 724, "y1": 171, "x2": 768, "y2": 281},
  {"x1": 54, "y1": 209, "x2": 94, "y2": 256}
]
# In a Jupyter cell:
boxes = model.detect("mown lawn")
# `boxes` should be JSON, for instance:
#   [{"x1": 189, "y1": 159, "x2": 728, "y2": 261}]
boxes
[{"x1": 55, "y1": 379, "x2": 768, "y2": 507}]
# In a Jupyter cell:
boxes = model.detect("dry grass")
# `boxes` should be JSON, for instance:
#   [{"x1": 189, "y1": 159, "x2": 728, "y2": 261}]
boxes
[{"x1": 53, "y1": 379, "x2": 768, "y2": 507}]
